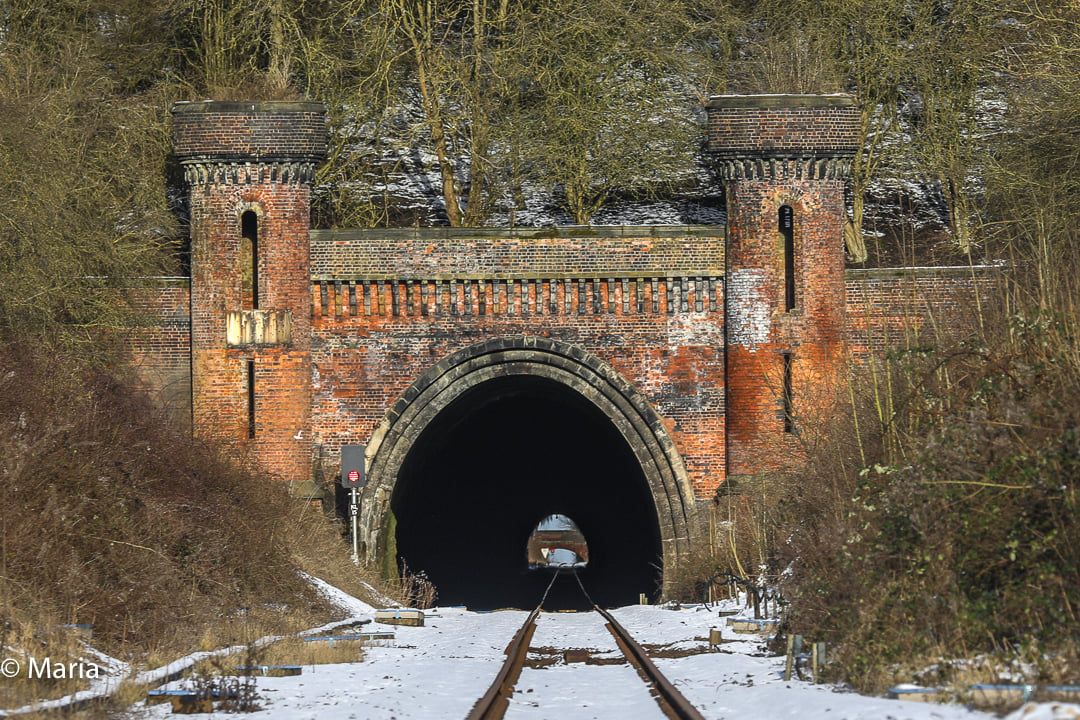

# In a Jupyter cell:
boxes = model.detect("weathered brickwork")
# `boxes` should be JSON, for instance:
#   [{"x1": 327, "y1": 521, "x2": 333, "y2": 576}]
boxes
[
  {"x1": 306, "y1": 227, "x2": 727, "y2": 502},
  {"x1": 171, "y1": 101, "x2": 326, "y2": 161},
  {"x1": 846, "y1": 266, "x2": 1001, "y2": 354},
  {"x1": 172, "y1": 101, "x2": 327, "y2": 485},
  {"x1": 709, "y1": 95, "x2": 858, "y2": 480},
  {"x1": 312, "y1": 276, "x2": 723, "y2": 318},
  {"x1": 113, "y1": 95, "x2": 1003, "y2": 590},
  {"x1": 128, "y1": 265, "x2": 999, "y2": 466},
  {"x1": 706, "y1": 94, "x2": 860, "y2": 159},
  {"x1": 127, "y1": 280, "x2": 192, "y2": 424},
  {"x1": 310, "y1": 226, "x2": 724, "y2": 279}
]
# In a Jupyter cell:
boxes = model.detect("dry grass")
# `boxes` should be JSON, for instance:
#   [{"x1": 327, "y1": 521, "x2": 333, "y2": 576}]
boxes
[
  {"x1": 0, "y1": 342, "x2": 398, "y2": 715},
  {"x1": 285, "y1": 505, "x2": 402, "y2": 611},
  {"x1": 0, "y1": 616, "x2": 88, "y2": 709},
  {"x1": 185, "y1": 636, "x2": 363, "y2": 679},
  {"x1": 396, "y1": 563, "x2": 437, "y2": 610},
  {"x1": 256, "y1": 636, "x2": 365, "y2": 667}
]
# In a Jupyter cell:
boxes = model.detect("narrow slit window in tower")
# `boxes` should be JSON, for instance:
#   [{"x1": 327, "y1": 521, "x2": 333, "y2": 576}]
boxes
[
  {"x1": 241, "y1": 210, "x2": 259, "y2": 310},
  {"x1": 780, "y1": 205, "x2": 795, "y2": 311},
  {"x1": 782, "y1": 352, "x2": 794, "y2": 434},
  {"x1": 246, "y1": 359, "x2": 256, "y2": 439}
]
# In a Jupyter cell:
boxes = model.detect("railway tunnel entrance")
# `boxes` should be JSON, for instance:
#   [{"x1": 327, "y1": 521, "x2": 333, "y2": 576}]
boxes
[
  {"x1": 360, "y1": 339, "x2": 696, "y2": 610},
  {"x1": 392, "y1": 374, "x2": 659, "y2": 609}
]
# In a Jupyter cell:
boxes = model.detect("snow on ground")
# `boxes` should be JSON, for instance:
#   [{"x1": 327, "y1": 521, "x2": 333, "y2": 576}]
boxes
[
  {"x1": 528, "y1": 611, "x2": 620, "y2": 655},
  {"x1": 1007, "y1": 703, "x2": 1080, "y2": 720},
  {"x1": 135, "y1": 600, "x2": 1013, "y2": 720},
  {"x1": 612, "y1": 605, "x2": 994, "y2": 720},
  {"x1": 301, "y1": 573, "x2": 379, "y2": 617},
  {"x1": 0, "y1": 575, "x2": 373, "y2": 718},
  {"x1": 140, "y1": 608, "x2": 526, "y2": 720}
]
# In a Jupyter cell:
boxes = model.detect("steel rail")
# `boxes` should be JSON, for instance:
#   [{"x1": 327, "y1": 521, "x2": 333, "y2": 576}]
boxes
[
  {"x1": 464, "y1": 606, "x2": 540, "y2": 720},
  {"x1": 465, "y1": 571, "x2": 705, "y2": 720},
  {"x1": 465, "y1": 570, "x2": 560, "y2": 720},
  {"x1": 596, "y1": 605, "x2": 706, "y2": 720}
]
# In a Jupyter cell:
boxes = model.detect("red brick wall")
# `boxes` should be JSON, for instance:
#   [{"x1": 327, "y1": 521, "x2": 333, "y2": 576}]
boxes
[
  {"x1": 724, "y1": 179, "x2": 848, "y2": 478},
  {"x1": 172, "y1": 101, "x2": 326, "y2": 485},
  {"x1": 309, "y1": 226, "x2": 724, "y2": 277},
  {"x1": 709, "y1": 95, "x2": 859, "y2": 480},
  {"x1": 172, "y1": 101, "x2": 326, "y2": 160},
  {"x1": 845, "y1": 266, "x2": 1001, "y2": 355},
  {"x1": 706, "y1": 94, "x2": 860, "y2": 158},
  {"x1": 124, "y1": 261, "x2": 997, "y2": 496},
  {"x1": 308, "y1": 227, "x2": 728, "y2": 500},
  {"x1": 187, "y1": 181, "x2": 314, "y2": 482},
  {"x1": 127, "y1": 280, "x2": 192, "y2": 425}
]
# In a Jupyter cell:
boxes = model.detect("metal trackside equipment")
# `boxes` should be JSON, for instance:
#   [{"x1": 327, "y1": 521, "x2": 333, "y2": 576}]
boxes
[
  {"x1": 340, "y1": 444, "x2": 366, "y2": 562},
  {"x1": 340, "y1": 444, "x2": 366, "y2": 489}
]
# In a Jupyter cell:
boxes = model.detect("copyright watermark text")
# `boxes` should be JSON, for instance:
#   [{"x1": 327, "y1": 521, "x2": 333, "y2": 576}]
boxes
[{"x1": 1, "y1": 656, "x2": 101, "y2": 680}]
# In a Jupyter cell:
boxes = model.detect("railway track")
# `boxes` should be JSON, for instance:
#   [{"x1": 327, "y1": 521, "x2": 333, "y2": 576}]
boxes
[{"x1": 465, "y1": 572, "x2": 705, "y2": 720}]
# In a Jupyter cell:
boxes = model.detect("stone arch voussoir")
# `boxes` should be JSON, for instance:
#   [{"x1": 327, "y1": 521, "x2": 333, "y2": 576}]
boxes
[{"x1": 357, "y1": 336, "x2": 696, "y2": 595}]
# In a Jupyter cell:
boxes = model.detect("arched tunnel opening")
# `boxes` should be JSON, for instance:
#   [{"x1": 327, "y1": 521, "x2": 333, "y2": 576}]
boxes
[{"x1": 390, "y1": 374, "x2": 663, "y2": 610}]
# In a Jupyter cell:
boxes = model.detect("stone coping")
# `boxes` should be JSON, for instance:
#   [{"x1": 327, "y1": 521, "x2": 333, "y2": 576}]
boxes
[
  {"x1": 171, "y1": 100, "x2": 325, "y2": 114},
  {"x1": 707, "y1": 94, "x2": 855, "y2": 109},
  {"x1": 845, "y1": 265, "x2": 1002, "y2": 279},
  {"x1": 124, "y1": 265, "x2": 1001, "y2": 285},
  {"x1": 311, "y1": 225, "x2": 723, "y2": 241}
]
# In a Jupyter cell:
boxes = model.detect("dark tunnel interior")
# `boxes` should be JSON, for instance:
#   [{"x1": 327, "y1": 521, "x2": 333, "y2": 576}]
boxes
[{"x1": 391, "y1": 374, "x2": 663, "y2": 610}]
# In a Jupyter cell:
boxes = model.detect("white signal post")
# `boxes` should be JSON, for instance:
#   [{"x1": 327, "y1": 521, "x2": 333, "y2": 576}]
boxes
[{"x1": 347, "y1": 469, "x2": 361, "y2": 563}]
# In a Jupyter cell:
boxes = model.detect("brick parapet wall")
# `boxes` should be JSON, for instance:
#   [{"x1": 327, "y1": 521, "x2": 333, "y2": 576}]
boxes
[
  {"x1": 311, "y1": 308, "x2": 727, "y2": 500},
  {"x1": 845, "y1": 265, "x2": 1002, "y2": 354},
  {"x1": 310, "y1": 226, "x2": 724, "y2": 279},
  {"x1": 125, "y1": 279, "x2": 192, "y2": 425}
]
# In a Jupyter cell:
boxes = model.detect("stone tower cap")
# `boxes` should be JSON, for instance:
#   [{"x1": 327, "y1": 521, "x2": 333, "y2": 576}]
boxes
[
  {"x1": 171, "y1": 100, "x2": 328, "y2": 163},
  {"x1": 706, "y1": 93, "x2": 855, "y2": 109}
]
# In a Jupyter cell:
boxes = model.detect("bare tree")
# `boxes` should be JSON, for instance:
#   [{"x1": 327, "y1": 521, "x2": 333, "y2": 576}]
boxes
[
  {"x1": 907, "y1": 0, "x2": 997, "y2": 254},
  {"x1": 504, "y1": 0, "x2": 709, "y2": 223}
]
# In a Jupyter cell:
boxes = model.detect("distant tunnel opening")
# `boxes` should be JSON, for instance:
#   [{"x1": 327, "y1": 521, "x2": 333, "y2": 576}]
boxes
[{"x1": 391, "y1": 375, "x2": 663, "y2": 610}]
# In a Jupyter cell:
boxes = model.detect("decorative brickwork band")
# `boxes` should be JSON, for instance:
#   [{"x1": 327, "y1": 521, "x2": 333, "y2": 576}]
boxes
[
  {"x1": 312, "y1": 276, "x2": 723, "y2": 318},
  {"x1": 714, "y1": 157, "x2": 854, "y2": 181},
  {"x1": 309, "y1": 226, "x2": 723, "y2": 279},
  {"x1": 181, "y1": 161, "x2": 319, "y2": 186}
]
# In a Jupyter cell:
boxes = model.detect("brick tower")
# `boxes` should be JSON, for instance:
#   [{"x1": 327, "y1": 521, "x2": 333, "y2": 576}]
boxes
[
  {"x1": 172, "y1": 101, "x2": 327, "y2": 484},
  {"x1": 708, "y1": 94, "x2": 859, "y2": 480}
]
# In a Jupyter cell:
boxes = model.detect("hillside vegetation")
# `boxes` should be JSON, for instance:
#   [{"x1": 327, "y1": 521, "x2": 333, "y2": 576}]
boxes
[
  {"x1": 0, "y1": 344, "x2": 323, "y2": 654},
  {"x1": 0, "y1": 9, "x2": 392, "y2": 701}
]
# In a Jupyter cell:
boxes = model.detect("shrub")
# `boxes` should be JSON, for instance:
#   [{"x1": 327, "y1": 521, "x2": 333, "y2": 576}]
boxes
[
  {"x1": 0, "y1": 342, "x2": 332, "y2": 661},
  {"x1": 774, "y1": 311, "x2": 1080, "y2": 690}
]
